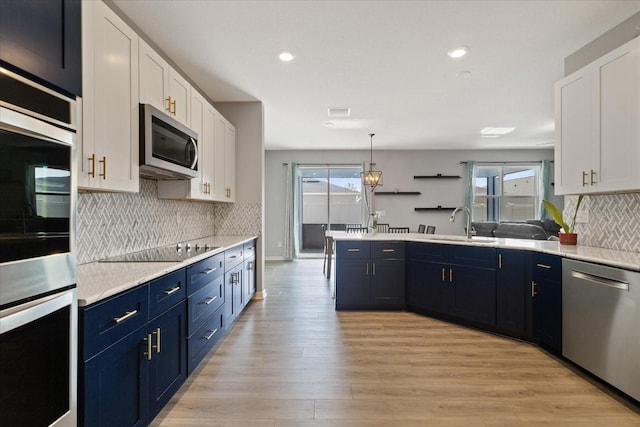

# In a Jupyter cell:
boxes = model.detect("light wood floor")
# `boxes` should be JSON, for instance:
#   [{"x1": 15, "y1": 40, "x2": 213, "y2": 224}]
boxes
[{"x1": 151, "y1": 259, "x2": 639, "y2": 426}]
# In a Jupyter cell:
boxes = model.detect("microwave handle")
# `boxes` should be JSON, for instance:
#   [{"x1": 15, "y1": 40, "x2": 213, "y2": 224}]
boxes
[{"x1": 189, "y1": 137, "x2": 198, "y2": 169}]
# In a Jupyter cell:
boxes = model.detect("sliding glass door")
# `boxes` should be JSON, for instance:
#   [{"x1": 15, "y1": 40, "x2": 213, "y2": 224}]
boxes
[{"x1": 297, "y1": 165, "x2": 363, "y2": 255}]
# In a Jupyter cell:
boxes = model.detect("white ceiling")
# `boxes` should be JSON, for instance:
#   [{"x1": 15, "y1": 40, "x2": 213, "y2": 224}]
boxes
[{"x1": 112, "y1": 0, "x2": 640, "y2": 151}]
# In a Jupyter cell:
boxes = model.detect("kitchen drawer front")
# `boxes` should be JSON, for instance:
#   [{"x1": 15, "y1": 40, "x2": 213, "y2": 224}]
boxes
[
  {"x1": 336, "y1": 241, "x2": 370, "y2": 259},
  {"x1": 187, "y1": 305, "x2": 224, "y2": 375},
  {"x1": 149, "y1": 269, "x2": 187, "y2": 320},
  {"x1": 371, "y1": 241, "x2": 405, "y2": 259},
  {"x1": 187, "y1": 253, "x2": 224, "y2": 295},
  {"x1": 243, "y1": 239, "x2": 256, "y2": 260},
  {"x1": 81, "y1": 285, "x2": 149, "y2": 361},
  {"x1": 449, "y1": 245, "x2": 496, "y2": 269},
  {"x1": 225, "y1": 244, "x2": 244, "y2": 270},
  {"x1": 532, "y1": 253, "x2": 562, "y2": 281},
  {"x1": 188, "y1": 275, "x2": 224, "y2": 336},
  {"x1": 407, "y1": 242, "x2": 449, "y2": 263}
]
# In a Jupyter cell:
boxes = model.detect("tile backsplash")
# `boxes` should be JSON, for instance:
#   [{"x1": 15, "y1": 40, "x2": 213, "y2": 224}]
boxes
[{"x1": 564, "y1": 193, "x2": 640, "y2": 253}]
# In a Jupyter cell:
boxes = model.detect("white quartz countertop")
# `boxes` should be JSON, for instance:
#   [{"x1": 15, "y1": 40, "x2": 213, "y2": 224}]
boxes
[
  {"x1": 331, "y1": 232, "x2": 640, "y2": 272},
  {"x1": 77, "y1": 235, "x2": 257, "y2": 306}
]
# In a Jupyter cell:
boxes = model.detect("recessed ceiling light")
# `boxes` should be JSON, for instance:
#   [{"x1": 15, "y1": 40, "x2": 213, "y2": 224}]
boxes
[
  {"x1": 447, "y1": 46, "x2": 469, "y2": 59},
  {"x1": 481, "y1": 127, "x2": 515, "y2": 135},
  {"x1": 279, "y1": 51, "x2": 295, "y2": 62},
  {"x1": 480, "y1": 135, "x2": 500, "y2": 138},
  {"x1": 327, "y1": 107, "x2": 351, "y2": 118}
]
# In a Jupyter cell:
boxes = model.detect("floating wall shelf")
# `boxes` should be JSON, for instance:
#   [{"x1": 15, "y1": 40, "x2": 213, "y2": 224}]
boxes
[
  {"x1": 414, "y1": 174, "x2": 461, "y2": 179},
  {"x1": 415, "y1": 206, "x2": 456, "y2": 212},
  {"x1": 375, "y1": 191, "x2": 421, "y2": 195}
]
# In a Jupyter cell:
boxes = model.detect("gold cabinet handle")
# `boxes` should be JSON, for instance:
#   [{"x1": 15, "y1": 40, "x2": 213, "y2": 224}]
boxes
[
  {"x1": 204, "y1": 329, "x2": 218, "y2": 340},
  {"x1": 144, "y1": 333, "x2": 152, "y2": 361},
  {"x1": 536, "y1": 263, "x2": 551, "y2": 269},
  {"x1": 590, "y1": 169, "x2": 597, "y2": 185},
  {"x1": 582, "y1": 171, "x2": 588, "y2": 187},
  {"x1": 449, "y1": 268, "x2": 453, "y2": 283},
  {"x1": 382, "y1": 249, "x2": 395, "y2": 253},
  {"x1": 99, "y1": 156, "x2": 106, "y2": 180},
  {"x1": 365, "y1": 263, "x2": 369, "y2": 276},
  {"x1": 113, "y1": 309, "x2": 138, "y2": 324},
  {"x1": 531, "y1": 281, "x2": 537, "y2": 297},
  {"x1": 163, "y1": 286, "x2": 181, "y2": 296},
  {"x1": 171, "y1": 99, "x2": 177, "y2": 115},
  {"x1": 166, "y1": 96, "x2": 172, "y2": 112},
  {"x1": 372, "y1": 263, "x2": 376, "y2": 276},
  {"x1": 347, "y1": 248, "x2": 360, "y2": 252},
  {"x1": 203, "y1": 296, "x2": 218, "y2": 305},
  {"x1": 498, "y1": 253, "x2": 502, "y2": 269},
  {"x1": 88, "y1": 153, "x2": 96, "y2": 178},
  {"x1": 153, "y1": 327, "x2": 161, "y2": 354},
  {"x1": 442, "y1": 267, "x2": 446, "y2": 282}
]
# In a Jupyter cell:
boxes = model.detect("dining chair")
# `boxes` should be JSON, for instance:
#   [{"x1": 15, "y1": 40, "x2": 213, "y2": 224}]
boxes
[
  {"x1": 377, "y1": 223, "x2": 389, "y2": 233},
  {"x1": 345, "y1": 223, "x2": 362, "y2": 229},
  {"x1": 426, "y1": 225, "x2": 436, "y2": 234},
  {"x1": 388, "y1": 227, "x2": 410, "y2": 233},
  {"x1": 417, "y1": 224, "x2": 426, "y2": 233},
  {"x1": 346, "y1": 226, "x2": 368, "y2": 233}
]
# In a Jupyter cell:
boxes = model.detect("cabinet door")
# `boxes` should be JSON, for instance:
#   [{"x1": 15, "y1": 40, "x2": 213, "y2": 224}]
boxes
[
  {"x1": 139, "y1": 39, "x2": 170, "y2": 114},
  {"x1": 168, "y1": 69, "x2": 190, "y2": 126},
  {"x1": 554, "y1": 69, "x2": 598, "y2": 195},
  {"x1": 530, "y1": 254, "x2": 562, "y2": 353},
  {"x1": 148, "y1": 302, "x2": 187, "y2": 420},
  {"x1": 335, "y1": 258, "x2": 369, "y2": 309},
  {"x1": 81, "y1": 0, "x2": 139, "y2": 192},
  {"x1": 224, "y1": 121, "x2": 236, "y2": 201},
  {"x1": 0, "y1": 0, "x2": 82, "y2": 96},
  {"x1": 496, "y1": 250, "x2": 526, "y2": 337},
  {"x1": 223, "y1": 264, "x2": 242, "y2": 328},
  {"x1": 406, "y1": 259, "x2": 447, "y2": 313},
  {"x1": 244, "y1": 257, "x2": 256, "y2": 304},
  {"x1": 213, "y1": 111, "x2": 227, "y2": 201},
  {"x1": 448, "y1": 264, "x2": 496, "y2": 327},
  {"x1": 597, "y1": 38, "x2": 640, "y2": 193},
  {"x1": 370, "y1": 259, "x2": 405, "y2": 308},
  {"x1": 82, "y1": 327, "x2": 149, "y2": 427}
]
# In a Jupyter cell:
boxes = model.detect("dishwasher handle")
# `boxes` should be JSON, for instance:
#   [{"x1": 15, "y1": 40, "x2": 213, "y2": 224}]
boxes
[{"x1": 571, "y1": 270, "x2": 629, "y2": 291}]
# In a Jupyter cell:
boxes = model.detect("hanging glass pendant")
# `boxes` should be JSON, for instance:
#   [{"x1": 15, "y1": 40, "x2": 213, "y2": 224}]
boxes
[{"x1": 361, "y1": 133, "x2": 383, "y2": 190}]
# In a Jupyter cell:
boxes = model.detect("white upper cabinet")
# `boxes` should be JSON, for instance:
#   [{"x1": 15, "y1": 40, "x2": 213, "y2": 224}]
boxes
[
  {"x1": 80, "y1": 0, "x2": 139, "y2": 192},
  {"x1": 213, "y1": 111, "x2": 235, "y2": 202},
  {"x1": 555, "y1": 37, "x2": 640, "y2": 195},
  {"x1": 139, "y1": 39, "x2": 190, "y2": 126}
]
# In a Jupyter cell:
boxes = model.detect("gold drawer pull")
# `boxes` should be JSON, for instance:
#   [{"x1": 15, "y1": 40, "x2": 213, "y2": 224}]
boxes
[
  {"x1": 88, "y1": 153, "x2": 96, "y2": 178},
  {"x1": 113, "y1": 309, "x2": 138, "y2": 324},
  {"x1": 536, "y1": 263, "x2": 551, "y2": 269},
  {"x1": 153, "y1": 328, "x2": 161, "y2": 354},
  {"x1": 204, "y1": 329, "x2": 218, "y2": 340},
  {"x1": 382, "y1": 249, "x2": 395, "y2": 253},
  {"x1": 498, "y1": 253, "x2": 502, "y2": 269},
  {"x1": 531, "y1": 281, "x2": 537, "y2": 297},
  {"x1": 203, "y1": 296, "x2": 218, "y2": 305},
  {"x1": 347, "y1": 248, "x2": 360, "y2": 252},
  {"x1": 442, "y1": 267, "x2": 446, "y2": 281},
  {"x1": 144, "y1": 333, "x2": 152, "y2": 360},
  {"x1": 163, "y1": 286, "x2": 181, "y2": 296},
  {"x1": 99, "y1": 156, "x2": 107, "y2": 179}
]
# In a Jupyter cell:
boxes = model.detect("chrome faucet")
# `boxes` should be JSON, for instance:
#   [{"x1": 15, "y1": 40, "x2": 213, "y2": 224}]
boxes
[{"x1": 450, "y1": 206, "x2": 472, "y2": 239}]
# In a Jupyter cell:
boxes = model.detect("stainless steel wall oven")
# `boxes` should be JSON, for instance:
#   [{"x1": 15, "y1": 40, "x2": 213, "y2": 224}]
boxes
[{"x1": 0, "y1": 67, "x2": 77, "y2": 427}]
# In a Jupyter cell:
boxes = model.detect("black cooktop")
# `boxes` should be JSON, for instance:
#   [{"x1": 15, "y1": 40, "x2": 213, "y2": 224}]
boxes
[{"x1": 100, "y1": 243, "x2": 218, "y2": 263}]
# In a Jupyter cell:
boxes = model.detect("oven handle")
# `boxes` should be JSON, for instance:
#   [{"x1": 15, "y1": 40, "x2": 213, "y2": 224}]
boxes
[
  {"x1": 1, "y1": 290, "x2": 74, "y2": 334},
  {"x1": 0, "y1": 106, "x2": 73, "y2": 146},
  {"x1": 189, "y1": 137, "x2": 198, "y2": 169}
]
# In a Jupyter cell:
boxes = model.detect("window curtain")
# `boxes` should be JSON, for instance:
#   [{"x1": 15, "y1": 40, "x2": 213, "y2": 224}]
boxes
[
  {"x1": 283, "y1": 162, "x2": 297, "y2": 260},
  {"x1": 464, "y1": 161, "x2": 477, "y2": 213},
  {"x1": 538, "y1": 160, "x2": 551, "y2": 219}
]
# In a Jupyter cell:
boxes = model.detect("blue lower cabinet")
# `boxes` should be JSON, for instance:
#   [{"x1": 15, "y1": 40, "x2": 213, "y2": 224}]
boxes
[
  {"x1": 496, "y1": 249, "x2": 526, "y2": 338},
  {"x1": 223, "y1": 263, "x2": 243, "y2": 328},
  {"x1": 529, "y1": 253, "x2": 562, "y2": 353},
  {"x1": 187, "y1": 305, "x2": 224, "y2": 374}
]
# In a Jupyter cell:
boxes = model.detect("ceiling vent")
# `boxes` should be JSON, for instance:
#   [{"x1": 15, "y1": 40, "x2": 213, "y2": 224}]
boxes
[{"x1": 327, "y1": 107, "x2": 351, "y2": 118}]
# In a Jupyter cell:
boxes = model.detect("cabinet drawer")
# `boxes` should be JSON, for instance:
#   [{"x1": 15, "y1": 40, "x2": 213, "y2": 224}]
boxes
[
  {"x1": 187, "y1": 305, "x2": 224, "y2": 374},
  {"x1": 449, "y1": 245, "x2": 496, "y2": 269},
  {"x1": 225, "y1": 244, "x2": 244, "y2": 269},
  {"x1": 244, "y1": 240, "x2": 256, "y2": 259},
  {"x1": 336, "y1": 241, "x2": 370, "y2": 259},
  {"x1": 149, "y1": 269, "x2": 186, "y2": 320},
  {"x1": 81, "y1": 285, "x2": 149, "y2": 361},
  {"x1": 372, "y1": 242, "x2": 405, "y2": 259},
  {"x1": 187, "y1": 252, "x2": 224, "y2": 295},
  {"x1": 531, "y1": 253, "x2": 562, "y2": 281},
  {"x1": 188, "y1": 276, "x2": 224, "y2": 336},
  {"x1": 407, "y1": 242, "x2": 449, "y2": 262}
]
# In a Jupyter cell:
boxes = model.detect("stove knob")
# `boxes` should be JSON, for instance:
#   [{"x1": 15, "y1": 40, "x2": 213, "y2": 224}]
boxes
[
  {"x1": 176, "y1": 243, "x2": 182, "y2": 251},
  {"x1": 195, "y1": 244, "x2": 201, "y2": 251},
  {"x1": 204, "y1": 243, "x2": 210, "y2": 250},
  {"x1": 186, "y1": 243, "x2": 191, "y2": 251}
]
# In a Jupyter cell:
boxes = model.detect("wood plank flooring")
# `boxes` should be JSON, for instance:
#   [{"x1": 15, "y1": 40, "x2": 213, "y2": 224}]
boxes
[{"x1": 151, "y1": 259, "x2": 639, "y2": 426}]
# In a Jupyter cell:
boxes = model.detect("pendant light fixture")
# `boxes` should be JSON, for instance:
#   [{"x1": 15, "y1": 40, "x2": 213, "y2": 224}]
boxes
[{"x1": 361, "y1": 133, "x2": 383, "y2": 190}]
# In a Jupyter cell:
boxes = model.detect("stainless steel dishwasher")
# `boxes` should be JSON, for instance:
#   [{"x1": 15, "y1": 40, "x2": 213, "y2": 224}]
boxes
[{"x1": 563, "y1": 258, "x2": 640, "y2": 402}]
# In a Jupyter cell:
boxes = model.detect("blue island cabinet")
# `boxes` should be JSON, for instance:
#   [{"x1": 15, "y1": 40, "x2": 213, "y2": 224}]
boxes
[
  {"x1": 407, "y1": 242, "x2": 497, "y2": 328},
  {"x1": 335, "y1": 241, "x2": 405, "y2": 310},
  {"x1": 528, "y1": 252, "x2": 563, "y2": 354},
  {"x1": 80, "y1": 269, "x2": 187, "y2": 427},
  {"x1": 496, "y1": 249, "x2": 527, "y2": 338}
]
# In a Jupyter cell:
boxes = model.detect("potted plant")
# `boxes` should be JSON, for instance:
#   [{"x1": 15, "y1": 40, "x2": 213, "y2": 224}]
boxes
[{"x1": 542, "y1": 195, "x2": 584, "y2": 245}]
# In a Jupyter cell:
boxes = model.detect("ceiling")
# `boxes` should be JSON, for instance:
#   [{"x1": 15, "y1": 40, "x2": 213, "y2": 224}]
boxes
[{"x1": 112, "y1": 0, "x2": 640, "y2": 151}]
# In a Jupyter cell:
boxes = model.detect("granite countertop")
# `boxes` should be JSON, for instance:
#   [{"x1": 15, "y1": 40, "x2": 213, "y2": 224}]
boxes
[
  {"x1": 77, "y1": 235, "x2": 257, "y2": 306},
  {"x1": 331, "y1": 232, "x2": 640, "y2": 272}
]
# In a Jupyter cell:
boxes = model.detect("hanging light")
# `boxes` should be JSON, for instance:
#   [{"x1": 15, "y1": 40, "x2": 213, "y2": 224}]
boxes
[{"x1": 361, "y1": 133, "x2": 383, "y2": 190}]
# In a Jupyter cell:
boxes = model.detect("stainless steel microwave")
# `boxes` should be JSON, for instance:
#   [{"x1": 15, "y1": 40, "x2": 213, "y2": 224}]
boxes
[{"x1": 139, "y1": 103, "x2": 198, "y2": 179}]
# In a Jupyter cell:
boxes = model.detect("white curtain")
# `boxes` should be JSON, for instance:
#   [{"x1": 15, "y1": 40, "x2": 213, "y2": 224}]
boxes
[
  {"x1": 465, "y1": 161, "x2": 477, "y2": 213},
  {"x1": 283, "y1": 162, "x2": 295, "y2": 260},
  {"x1": 538, "y1": 160, "x2": 551, "y2": 219}
]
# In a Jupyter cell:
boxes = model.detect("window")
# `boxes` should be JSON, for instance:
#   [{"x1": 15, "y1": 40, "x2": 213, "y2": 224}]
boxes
[{"x1": 472, "y1": 164, "x2": 541, "y2": 222}]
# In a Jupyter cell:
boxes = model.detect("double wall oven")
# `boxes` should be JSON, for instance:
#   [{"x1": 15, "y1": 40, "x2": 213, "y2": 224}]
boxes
[{"x1": 0, "y1": 68, "x2": 77, "y2": 426}]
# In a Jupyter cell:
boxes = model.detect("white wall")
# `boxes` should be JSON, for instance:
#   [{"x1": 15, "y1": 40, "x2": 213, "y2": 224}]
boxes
[{"x1": 265, "y1": 149, "x2": 557, "y2": 258}]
